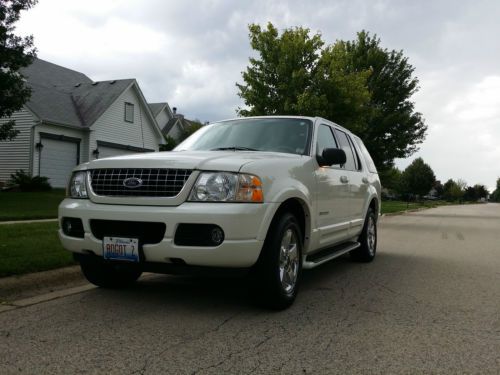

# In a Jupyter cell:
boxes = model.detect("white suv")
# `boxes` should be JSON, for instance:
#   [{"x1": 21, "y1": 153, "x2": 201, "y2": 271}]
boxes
[{"x1": 59, "y1": 116, "x2": 380, "y2": 309}]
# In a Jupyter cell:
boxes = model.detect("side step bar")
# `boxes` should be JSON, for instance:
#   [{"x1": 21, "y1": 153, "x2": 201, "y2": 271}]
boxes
[{"x1": 303, "y1": 241, "x2": 360, "y2": 269}]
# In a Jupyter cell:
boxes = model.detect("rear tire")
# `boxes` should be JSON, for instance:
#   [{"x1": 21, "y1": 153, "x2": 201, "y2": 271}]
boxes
[
  {"x1": 78, "y1": 255, "x2": 142, "y2": 288},
  {"x1": 350, "y1": 208, "x2": 377, "y2": 262},
  {"x1": 252, "y1": 212, "x2": 303, "y2": 310}
]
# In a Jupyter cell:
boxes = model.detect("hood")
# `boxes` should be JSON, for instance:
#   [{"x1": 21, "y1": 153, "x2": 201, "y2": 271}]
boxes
[{"x1": 76, "y1": 150, "x2": 303, "y2": 172}]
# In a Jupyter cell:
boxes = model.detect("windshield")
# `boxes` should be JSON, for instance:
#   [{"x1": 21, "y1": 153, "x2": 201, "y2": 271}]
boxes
[{"x1": 174, "y1": 118, "x2": 312, "y2": 155}]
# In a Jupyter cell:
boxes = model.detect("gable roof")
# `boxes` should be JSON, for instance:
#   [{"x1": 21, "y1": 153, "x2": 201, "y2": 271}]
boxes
[
  {"x1": 19, "y1": 58, "x2": 157, "y2": 131},
  {"x1": 148, "y1": 102, "x2": 167, "y2": 117},
  {"x1": 27, "y1": 82, "x2": 83, "y2": 127},
  {"x1": 162, "y1": 117, "x2": 181, "y2": 135},
  {"x1": 22, "y1": 58, "x2": 92, "y2": 91},
  {"x1": 72, "y1": 79, "x2": 135, "y2": 127}
]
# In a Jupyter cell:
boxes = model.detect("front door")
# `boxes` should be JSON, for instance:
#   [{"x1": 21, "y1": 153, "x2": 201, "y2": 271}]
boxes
[{"x1": 314, "y1": 124, "x2": 351, "y2": 247}]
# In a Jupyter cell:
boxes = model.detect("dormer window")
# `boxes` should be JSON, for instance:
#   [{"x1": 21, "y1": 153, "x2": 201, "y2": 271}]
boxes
[{"x1": 124, "y1": 102, "x2": 134, "y2": 123}]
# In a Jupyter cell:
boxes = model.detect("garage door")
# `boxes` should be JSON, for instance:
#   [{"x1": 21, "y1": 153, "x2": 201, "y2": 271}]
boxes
[
  {"x1": 98, "y1": 146, "x2": 142, "y2": 159},
  {"x1": 40, "y1": 137, "x2": 79, "y2": 188}
]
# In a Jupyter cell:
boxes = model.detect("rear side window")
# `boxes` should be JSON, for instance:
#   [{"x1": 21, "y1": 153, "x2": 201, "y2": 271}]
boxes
[
  {"x1": 333, "y1": 129, "x2": 356, "y2": 171},
  {"x1": 354, "y1": 137, "x2": 377, "y2": 173},
  {"x1": 347, "y1": 134, "x2": 362, "y2": 171}
]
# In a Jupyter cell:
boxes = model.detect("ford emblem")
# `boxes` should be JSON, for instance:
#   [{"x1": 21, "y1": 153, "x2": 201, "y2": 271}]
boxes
[{"x1": 123, "y1": 177, "x2": 143, "y2": 188}]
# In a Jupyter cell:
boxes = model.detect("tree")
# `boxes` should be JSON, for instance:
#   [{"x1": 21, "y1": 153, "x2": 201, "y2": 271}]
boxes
[
  {"x1": 463, "y1": 184, "x2": 488, "y2": 201},
  {"x1": 463, "y1": 186, "x2": 477, "y2": 202},
  {"x1": 0, "y1": 0, "x2": 37, "y2": 141},
  {"x1": 491, "y1": 178, "x2": 500, "y2": 202},
  {"x1": 236, "y1": 23, "x2": 371, "y2": 131},
  {"x1": 474, "y1": 184, "x2": 488, "y2": 199},
  {"x1": 400, "y1": 158, "x2": 435, "y2": 197},
  {"x1": 159, "y1": 135, "x2": 177, "y2": 151},
  {"x1": 379, "y1": 166, "x2": 402, "y2": 192},
  {"x1": 328, "y1": 31, "x2": 427, "y2": 170},
  {"x1": 180, "y1": 120, "x2": 203, "y2": 140},
  {"x1": 237, "y1": 23, "x2": 323, "y2": 116},
  {"x1": 237, "y1": 24, "x2": 427, "y2": 171},
  {"x1": 442, "y1": 179, "x2": 465, "y2": 202},
  {"x1": 433, "y1": 180, "x2": 444, "y2": 198}
]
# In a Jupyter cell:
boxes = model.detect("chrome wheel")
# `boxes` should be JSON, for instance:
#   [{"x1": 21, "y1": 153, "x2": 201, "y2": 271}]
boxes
[
  {"x1": 367, "y1": 216, "x2": 376, "y2": 256},
  {"x1": 279, "y1": 228, "x2": 299, "y2": 293}
]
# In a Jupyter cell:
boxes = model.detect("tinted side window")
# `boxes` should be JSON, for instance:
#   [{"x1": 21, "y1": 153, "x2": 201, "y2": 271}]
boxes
[
  {"x1": 354, "y1": 137, "x2": 377, "y2": 173},
  {"x1": 333, "y1": 129, "x2": 356, "y2": 171},
  {"x1": 347, "y1": 134, "x2": 362, "y2": 171},
  {"x1": 316, "y1": 124, "x2": 338, "y2": 157}
]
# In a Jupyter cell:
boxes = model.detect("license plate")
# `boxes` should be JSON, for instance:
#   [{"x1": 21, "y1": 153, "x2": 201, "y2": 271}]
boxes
[{"x1": 103, "y1": 237, "x2": 140, "y2": 262}]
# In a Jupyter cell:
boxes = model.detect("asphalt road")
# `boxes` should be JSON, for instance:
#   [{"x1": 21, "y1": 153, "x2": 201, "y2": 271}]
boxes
[{"x1": 1, "y1": 204, "x2": 499, "y2": 374}]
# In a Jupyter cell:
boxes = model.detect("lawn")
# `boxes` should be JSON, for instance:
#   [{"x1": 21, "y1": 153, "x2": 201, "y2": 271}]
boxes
[
  {"x1": 381, "y1": 200, "x2": 448, "y2": 214},
  {"x1": 0, "y1": 189, "x2": 66, "y2": 221},
  {"x1": 0, "y1": 221, "x2": 75, "y2": 277}
]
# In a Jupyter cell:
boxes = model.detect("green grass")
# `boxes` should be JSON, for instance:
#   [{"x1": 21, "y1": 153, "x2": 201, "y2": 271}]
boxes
[
  {"x1": 0, "y1": 221, "x2": 75, "y2": 277},
  {"x1": 0, "y1": 189, "x2": 66, "y2": 221},
  {"x1": 381, "y1": 200, "x2": 449, "y2": 214}
]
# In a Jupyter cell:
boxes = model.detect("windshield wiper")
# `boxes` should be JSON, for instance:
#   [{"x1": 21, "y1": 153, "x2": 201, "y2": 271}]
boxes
[{"x1": 211, "y1": 146, "x2": 259, "y2": 151}]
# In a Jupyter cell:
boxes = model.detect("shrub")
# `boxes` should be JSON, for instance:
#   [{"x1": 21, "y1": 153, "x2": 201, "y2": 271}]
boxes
[
  {"x1": 159, "y1": 135, "x2": 178, "y2": 151},
  {"x1": 8, "y1": 170, "x2": 52, "y2": 192}
]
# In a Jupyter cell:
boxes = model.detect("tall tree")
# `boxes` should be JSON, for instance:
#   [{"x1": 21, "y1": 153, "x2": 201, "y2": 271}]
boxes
[
  {"x1": 330, "y1": 31, "x2": 427, "y2": 170},
  {"x1": 0, "y1": 0, "x2": 37, "y2": 141},
  {"x1": 236, "y1": 23, "x2": 371, "y2": 128},
  {"x1": 237, "y1": 24, "x2": 427, "y2": 171},
  {"x1": 491, "y1": 178, "x2": 500, "y2": 202},
  {"x1": 400, "y1": 157, "x2": 435, "y2": 197},
  {"x1": 379, "y1": 166, "x2": 402, "y2": 192},
  {"x1": 443, "y1": 179, "x2": 465, "y2": 202},
  {"x1": 236, "y1": 23, "x2": 324, "y2": 116}
]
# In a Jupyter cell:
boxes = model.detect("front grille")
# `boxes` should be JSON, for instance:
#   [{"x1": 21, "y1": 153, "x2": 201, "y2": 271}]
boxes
[
  {"x1": 90, "y1": 220, "x2": 166, "y2": 244},
  {"x1": 90, "y1": 168, "x2": 192, "y2": 197}
]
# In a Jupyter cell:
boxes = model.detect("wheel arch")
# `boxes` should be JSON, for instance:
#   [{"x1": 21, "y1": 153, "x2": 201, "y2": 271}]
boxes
[
  {"x1": 368, "y1": 196, "x2": 379, "y2": 218},
  {"x1": 265, "y1": 197, "x2": 312, "y2": 252}
]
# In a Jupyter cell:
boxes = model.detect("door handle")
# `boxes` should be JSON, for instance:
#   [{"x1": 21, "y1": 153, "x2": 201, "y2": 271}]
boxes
[
  {"x1": 340, "y1": 176, "x2": 349, "y2": 183},
  {"x1": 362, "y1": 177, "x2": 369, "y2": 184}
]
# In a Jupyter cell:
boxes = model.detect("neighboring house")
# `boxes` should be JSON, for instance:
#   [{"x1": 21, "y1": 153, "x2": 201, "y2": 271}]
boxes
[
  {"x1": 150, "y1": 104, "x2": 194, "y2": 142},
  {"x1": 0, "y1": 59, "x2": 165, "y2": 187}
]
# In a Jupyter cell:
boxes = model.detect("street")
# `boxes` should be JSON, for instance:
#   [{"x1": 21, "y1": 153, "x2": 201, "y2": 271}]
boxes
[{"x1": 1, "y1": 204, "x2": 499, "y2": 374}]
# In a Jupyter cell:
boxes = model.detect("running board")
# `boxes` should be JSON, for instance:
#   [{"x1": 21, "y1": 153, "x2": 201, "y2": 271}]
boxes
[{"x1": 303, "y1": 241, "x2": 360, "y2": 269}]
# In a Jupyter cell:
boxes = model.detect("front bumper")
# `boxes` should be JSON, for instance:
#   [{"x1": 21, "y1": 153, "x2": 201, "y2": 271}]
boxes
[{"x1": 58, "y1": 199, "x2": 278, "y2": 268}]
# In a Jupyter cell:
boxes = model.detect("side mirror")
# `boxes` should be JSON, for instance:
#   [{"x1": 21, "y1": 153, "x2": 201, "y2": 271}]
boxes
[{"x1": 317, "y1": 148, "x2": 346, "y2": 167}]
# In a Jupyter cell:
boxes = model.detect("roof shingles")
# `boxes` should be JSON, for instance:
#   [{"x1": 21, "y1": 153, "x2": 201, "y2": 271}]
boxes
[{"x1": 20, "y1": 58, "x2": 137, "y2": 128}]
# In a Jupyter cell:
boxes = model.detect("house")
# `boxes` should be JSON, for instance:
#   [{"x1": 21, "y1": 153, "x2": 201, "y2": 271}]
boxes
[
  {"x1": 148, "y1": 103, "x2": 195, "y2": 142},
  {"x1": 0, "y1": 58, "x2": 165, "y2": 187}
]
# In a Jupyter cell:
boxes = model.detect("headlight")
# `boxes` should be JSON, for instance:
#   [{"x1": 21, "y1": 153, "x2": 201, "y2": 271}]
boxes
[
  {"x1": 68, "y1": 171, "x2": 88, "y2": 198},
  {"x1": 189, "y1": 172, "x2": 263, "y2": 202}
]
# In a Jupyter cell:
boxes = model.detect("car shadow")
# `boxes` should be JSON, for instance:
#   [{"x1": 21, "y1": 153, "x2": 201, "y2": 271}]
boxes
[{"x1": 87, "y1": 249, "x2": 470, "y2": 313}]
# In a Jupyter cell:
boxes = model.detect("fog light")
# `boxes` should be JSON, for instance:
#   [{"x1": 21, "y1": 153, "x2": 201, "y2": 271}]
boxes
[
  {"x1": 211, "y1": 227, "x2": 224, "y2": 245},
  {"x1": 61, "y1": 217, "x2": 84, "y2": 238},
  {"x1": 174, "y1": 224, "x2": 225, "y2": 246}
]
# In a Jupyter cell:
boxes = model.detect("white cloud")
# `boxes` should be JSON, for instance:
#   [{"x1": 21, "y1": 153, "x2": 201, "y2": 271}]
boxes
[{"x1": 446, "y1": 76, "x2": 500, "y2": 122}]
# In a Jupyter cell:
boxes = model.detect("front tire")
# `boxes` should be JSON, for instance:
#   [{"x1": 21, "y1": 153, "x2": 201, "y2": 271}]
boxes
[
  {"x1": 77, "y1": 255, "x2": 142, "y2": 288},
  {"x1": 252, "y1": 212, "x2": 303, "y2": 310},
  {"x1": 350, "y1": 208, "x2": 377, "y2": 262}
]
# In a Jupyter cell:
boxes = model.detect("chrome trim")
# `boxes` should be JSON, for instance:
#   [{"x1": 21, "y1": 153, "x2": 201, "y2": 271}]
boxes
[{"x1": 88, "y1": 168, "x2": 193, "y2": 198}]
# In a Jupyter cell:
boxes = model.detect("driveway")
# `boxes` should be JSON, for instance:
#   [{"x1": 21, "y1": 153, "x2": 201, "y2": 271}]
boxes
[{"x1": 0, "y1": 204, "x2": 499, "y2": 374}]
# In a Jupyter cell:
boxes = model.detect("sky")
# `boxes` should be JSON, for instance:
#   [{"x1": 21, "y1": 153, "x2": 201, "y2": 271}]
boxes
[{"x1": 15, "y1": 0, "x2": 500, "y2": 191}]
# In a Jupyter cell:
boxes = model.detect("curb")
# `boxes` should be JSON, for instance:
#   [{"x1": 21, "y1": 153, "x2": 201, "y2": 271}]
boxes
[
  {"x1": 0, "y1": 218, "x2": 58, "y2": 225},
  {"x1": 381, "y1": 206, "x2": 431, "y2": 217},
  {"x1": 0, "y1": 265, "x2": 85, "y2": 303}
]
